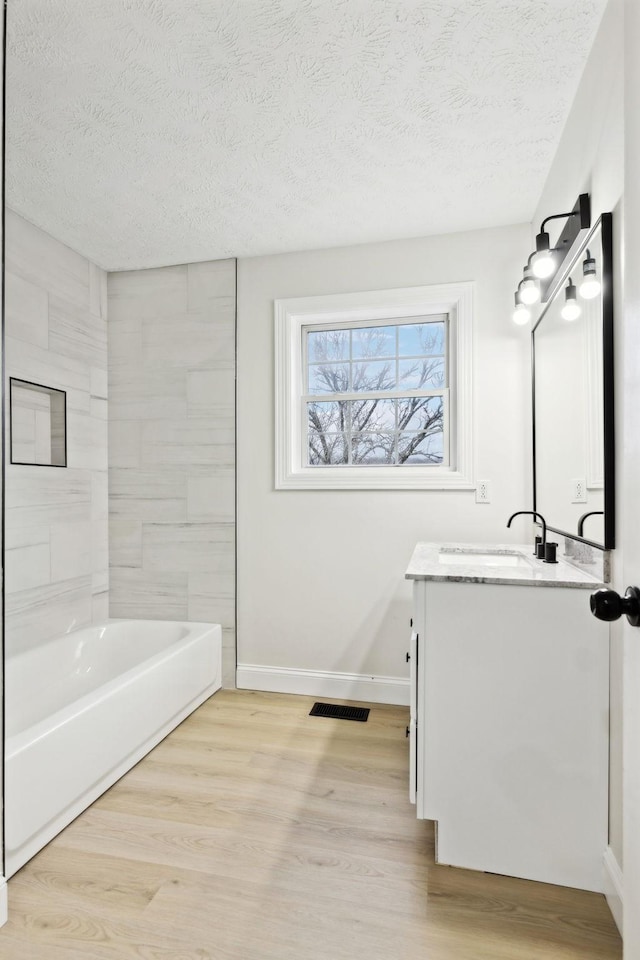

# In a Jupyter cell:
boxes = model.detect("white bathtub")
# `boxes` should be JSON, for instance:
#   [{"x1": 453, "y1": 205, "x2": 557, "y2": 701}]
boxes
[{"x1": 4, "y1": 619, "x2": 222, "y2": 878}]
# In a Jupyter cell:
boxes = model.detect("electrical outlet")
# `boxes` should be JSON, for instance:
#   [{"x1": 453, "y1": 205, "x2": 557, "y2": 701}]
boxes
[
  {"x1": 570, "y1": 478, "x2": 587, "y2": 503},
  {"x1": 476, "y1": 480, "x2": 491, "y2": 504}
]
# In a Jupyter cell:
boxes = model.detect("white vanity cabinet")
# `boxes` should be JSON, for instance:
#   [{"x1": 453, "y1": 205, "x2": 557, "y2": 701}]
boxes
[{"x1": 406, "y1": 543, "x2": 609, "y2": 893}]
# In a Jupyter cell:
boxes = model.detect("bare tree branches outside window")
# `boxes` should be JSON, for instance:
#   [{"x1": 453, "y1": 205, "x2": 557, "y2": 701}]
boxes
[{"x1": 305, "y1": 320, "x2": 447, "y2": 466}]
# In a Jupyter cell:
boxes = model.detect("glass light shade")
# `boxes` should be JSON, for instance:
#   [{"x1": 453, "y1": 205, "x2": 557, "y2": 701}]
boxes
[
  {"x1": 512, "y1": 302, "x2": 531, "y2": 325},
  {"x1": 519, "y1": 277, "x2": 540, "y2": 305},
  {"x1": 580, "y1": 258, "x2": 601, "y2": 300},
  {"x1": 561, "y1": 298, "x2": 581, "y2": 321},
  {"x1": 531, "y1": 250, "x2": 556, "y2": 279},
  {"x1": 579, "y1": 276, "x2": 601, "y2": 299}
]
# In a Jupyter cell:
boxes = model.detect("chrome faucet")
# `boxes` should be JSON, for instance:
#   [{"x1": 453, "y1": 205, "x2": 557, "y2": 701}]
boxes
[
  {"x1": 506, "y1": 510, "x2": 547, "y2": 556},
  {"x1": 578, "y1": 510, "x2": 604, "y2": 537}
]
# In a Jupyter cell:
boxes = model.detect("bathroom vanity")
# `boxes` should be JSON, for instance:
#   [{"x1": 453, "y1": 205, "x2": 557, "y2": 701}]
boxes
[{"x1": 405, "y1": 542, "x2": 608, "y2": 892}]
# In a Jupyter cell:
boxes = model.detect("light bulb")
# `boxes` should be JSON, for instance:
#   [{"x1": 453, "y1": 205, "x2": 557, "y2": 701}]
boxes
[
  {"x1": 580, "y1": 256, "x2": 601, "y2": 299},
  {"x1": 519, "y1": 276, "x2": 541, "y2": 305},
  {"x1": 513, "y1": 302, "x2": 531, "y2": 325},
  {"x1": 531, "y1": 230, "x2": 556, "y2": 279},
  {"x1": 561, "y1": 280, "x2": 581, "y2": 321},
  {"x1": 531, "y1": 250, "x2": 556, "y2": 279},
  {"x1": 579, "y1": 277, "x2": 601, "y2": 299},
  {"x1": 562, "y1": 300, "x2": 582, "y2": 321}
]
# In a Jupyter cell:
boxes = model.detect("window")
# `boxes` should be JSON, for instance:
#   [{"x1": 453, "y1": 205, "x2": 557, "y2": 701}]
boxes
[
  {"x1": 306, "y1": 318, "x2": 447, "y2": 467},
  {"x1": 275, "y1": 283, "x2": 474, "y2": 490}
]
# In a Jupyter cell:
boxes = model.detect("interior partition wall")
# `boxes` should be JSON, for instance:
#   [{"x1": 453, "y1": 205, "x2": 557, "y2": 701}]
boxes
[{"x1": 107, "y1": 259, "x2": 237, "y2": 687}]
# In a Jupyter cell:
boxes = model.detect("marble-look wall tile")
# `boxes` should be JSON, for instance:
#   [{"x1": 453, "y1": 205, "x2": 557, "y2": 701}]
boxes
[
  {"x1": 187, "y1": 259, "x2": 235, "y2": 311},
  {"x1": 108, "y1": 259, "x2": 236, "y2": 686},
  {"x1": 89, "y1": 262, "x2": 107, "y2": 320},
  {"x1": 187, "y1": 470, "x2": 235, "y2": 522},
  {"x1": 186, "y1": 366, "x2": 235, "y2": 418},
  {"x1": 5, "y1": 522, "x2": 50, "y2": 551},
  {"x1": 5, "y1": 542, "x2": 51, "y2": 593},
  {"x1": 92, "y1": 592, "x2": 110, "y2": 623},
  {"x1": 109, "y1": 469, "x2": 187, "y2": 520},
  {"x1": 49, "y1": 295, "x2": 107, "y2": 369},
  {"x1": 141, "y1": 420, "x2": 234, "y2": 466},
  {"x1": 4, "y1": 271, "x2": 49, "y2": 349},
  {"x1": 4, "y1": 576, "x2": 93, "y2": 656},
  {"x1": 108, "y1": 367, "x2": 187, "y2": 421},
  {"x1": 5, "y1": 209, "x2": 89, "y2": 310},
  {"x1": 6, "y1": 501, "x2": 92, "y2": 531},
  {"x1": 188, "y1": 594, "x2": 235, "y2": 630},
  {"x1": 188, "y1": 570, "x2": 235, "y2": 626},
  {"x1": 50, "y1": 521, "x2": 93, "y2": 581},
  {"x1": 5, "y1": 336, "x2": 91, "y2": 401},
  {"x1": 92, "y1": 570, "x2": 109, "y2": 595},
  {"x1": 108, "y1": 265, "x2": 188, "y2": 321},
  {"x1": 141, "y1": 314, "x2": 224, "y2": 370},
  {"x1": 5, "y1": 212, "x2": 109, "y2": 654},
  {"x1": 67, "y1": 409, "x2": 109, "y2": 471},
  {"x1": 90, "y1": 366, "x2": 108, "y2": 400},
  {"x1": 108, "y1": 421, "x2": 142, "y2": 468},
  {"x1": 91, "y1": 471, "x2": 109, "y2": 520},
  {"x1": 5, "y1": 466, "x2": 91, "y2": 510},
  {"x1": 141, "y1": 522, "x2": 234, "y2": 573},
  {"x1": 109, "y1": 519, "x2": 143, "y2": 568},
  {"x1": 108, "y1": 321, "x2": 142, "y2": 364},
  {"x1": 221, "y1": 628, "x2": 237, "y2": 689},
  {"x1": 92, "y1": 520, "x2": 109, "y2": 576},
  {"x1": 109, "y1": 569, "x2": 188, "y2": 620}
]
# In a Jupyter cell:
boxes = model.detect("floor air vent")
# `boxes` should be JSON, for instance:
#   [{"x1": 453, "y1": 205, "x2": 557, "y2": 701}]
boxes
[{"x1": 309, "y1": 702, "x2": 370, "y2": 722}]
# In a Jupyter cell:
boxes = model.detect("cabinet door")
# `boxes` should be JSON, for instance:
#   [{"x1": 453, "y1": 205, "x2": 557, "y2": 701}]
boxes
[{"x1": 408, "y1": 627, "x2": 418, "y2": 804}]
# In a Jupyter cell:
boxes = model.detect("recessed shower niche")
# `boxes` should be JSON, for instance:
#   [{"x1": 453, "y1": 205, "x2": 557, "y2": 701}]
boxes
[{"x1": 9, "y1": 378, "x2": 67, "y2": 467}]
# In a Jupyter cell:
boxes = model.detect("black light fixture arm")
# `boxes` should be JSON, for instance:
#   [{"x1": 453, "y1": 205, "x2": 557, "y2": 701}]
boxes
[{"x1": 540, "y1": 209, "x2": 582, "y2": 233}]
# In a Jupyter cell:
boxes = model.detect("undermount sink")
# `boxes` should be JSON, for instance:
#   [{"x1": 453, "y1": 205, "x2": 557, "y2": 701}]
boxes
[{"x1": 438, "y1": 549, "x2": 533, "y2": 568}]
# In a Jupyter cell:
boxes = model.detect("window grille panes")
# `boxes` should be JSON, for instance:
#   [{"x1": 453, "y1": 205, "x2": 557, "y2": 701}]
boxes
[{"x1": 305, "y1": 319, "x2": 447, "y2": 467}]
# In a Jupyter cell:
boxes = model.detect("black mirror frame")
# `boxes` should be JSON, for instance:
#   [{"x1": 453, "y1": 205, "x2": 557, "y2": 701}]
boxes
[{"x1": 532, "y1": 212, "x2": 614, "y2": 550}]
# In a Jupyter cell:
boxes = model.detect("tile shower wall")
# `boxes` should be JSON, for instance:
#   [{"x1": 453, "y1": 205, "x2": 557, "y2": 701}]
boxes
[
  {"x1": 4, "y1": 210, "x2": 109, "y2": 654},
  {"x1": 107, "y1": 260, "x2": 236, "y2": 686}
]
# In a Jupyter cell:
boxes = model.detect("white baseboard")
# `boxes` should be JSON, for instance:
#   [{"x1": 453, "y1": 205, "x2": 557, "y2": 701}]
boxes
[
  {"x1": 236, "y1": 663, "x2": 409, "y2": 706},
  {"x1": 0, "y1": 877, "x2": 7, "y2": 927},
  {"x1": 603, "y1": 846, "x2": 623, "y2": 935}
]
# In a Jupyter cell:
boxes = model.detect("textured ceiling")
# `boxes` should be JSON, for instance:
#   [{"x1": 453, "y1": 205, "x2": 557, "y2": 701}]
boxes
[{"x1": 6, "y1": 0, "x2": 607, "y2": 271}]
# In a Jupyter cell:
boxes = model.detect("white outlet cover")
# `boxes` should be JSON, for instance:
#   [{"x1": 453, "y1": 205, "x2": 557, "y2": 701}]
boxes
[
  {"x1": 570, "y1": 478, "x2": 588, "y2": 503},
  {"x1": 476, "y1": 480, "x2": 491, "y2": 504}
]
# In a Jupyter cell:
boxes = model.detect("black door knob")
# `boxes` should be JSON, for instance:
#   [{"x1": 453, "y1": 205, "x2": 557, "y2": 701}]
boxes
[{"x1": 590, "y1": 586, "x2": 640, "y2": 626}]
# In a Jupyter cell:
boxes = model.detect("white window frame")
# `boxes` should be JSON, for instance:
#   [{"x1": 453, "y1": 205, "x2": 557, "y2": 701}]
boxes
[{"x1": 274, "y1": 282, "x2": 474, "y2": 490}]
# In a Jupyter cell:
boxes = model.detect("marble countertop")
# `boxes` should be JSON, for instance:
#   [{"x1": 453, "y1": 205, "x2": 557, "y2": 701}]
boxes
[{"x1": 405, "y1": 542, "x2": 605, "y2": 589}]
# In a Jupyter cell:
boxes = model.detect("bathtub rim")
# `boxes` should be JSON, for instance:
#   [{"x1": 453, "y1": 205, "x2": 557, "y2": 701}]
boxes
[{"x1": 5, "y1": 619, "x2": 220, "y2": 753}]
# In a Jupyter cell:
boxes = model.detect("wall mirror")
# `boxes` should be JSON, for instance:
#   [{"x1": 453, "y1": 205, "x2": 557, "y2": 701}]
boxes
[{"x1": 532, "y1": 213, "x2": 614, "y2": 549}]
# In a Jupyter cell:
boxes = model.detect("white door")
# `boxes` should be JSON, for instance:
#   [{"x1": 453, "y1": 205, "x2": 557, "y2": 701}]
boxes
[{"x1": 622, "y1": 1, "x2": 640, "y2": 954}]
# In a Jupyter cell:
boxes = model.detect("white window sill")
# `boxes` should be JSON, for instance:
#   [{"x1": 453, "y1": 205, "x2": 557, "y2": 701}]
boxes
[{"x1": 276, "y1": 466, "x2": 475, "y2": 491}]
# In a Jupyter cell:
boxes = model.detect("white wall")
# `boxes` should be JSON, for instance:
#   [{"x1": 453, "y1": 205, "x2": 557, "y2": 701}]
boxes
[
  {"x1": 237, "y1": 223, "x2": 531, "y2": 698},
  {"x1": 4, "y1": 211, "x2": 109, "y2": 655},
  {"x1": 533, "y1": 0, "x2": 624, "y2": 869}
]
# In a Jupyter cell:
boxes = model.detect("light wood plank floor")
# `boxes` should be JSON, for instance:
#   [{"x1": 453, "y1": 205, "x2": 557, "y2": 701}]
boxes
[{"x1": 0, "y1": 690, "x2": 622, "y2": 960}]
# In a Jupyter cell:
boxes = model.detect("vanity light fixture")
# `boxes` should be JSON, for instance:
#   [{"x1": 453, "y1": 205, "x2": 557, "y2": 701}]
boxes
[
  {"x1": 579, "y1": 250, "x2": 601, "y2": 300},
  {"x1": 511, "y1": 194, "x2": 591, "y2": 324},
  {"x1": 561, "y1": 278, "x2": 581, "y2": 321},
  {"x1": 512, "y1": 291, "x2": 531, "y2": 325}
]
